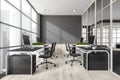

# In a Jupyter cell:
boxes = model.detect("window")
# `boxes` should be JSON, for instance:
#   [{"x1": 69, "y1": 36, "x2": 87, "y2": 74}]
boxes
[
  {"x1": 22, "y1": 0, "x2": 31, "y2": 18},
  {"x1": 32, "y1": 22, "x2": 37, "y2": 33},
  {"x1": 22, "y1": 14, "x2": 32, "y2": 31},
  {"x1": 0, "y1": 0, "x2": 39, "y2": 74},
  {"x1": 7, "y1": 0, "x2": 20, "y2": 9},
  {"x1": 97, "y1": 27, "x2": 101, "y2": 45},
  {"x1": 1, "y1": 0, "x2": 20, "y2": 27},
  {"x1": 32, "y1": 34, "x2": 37, "y2": 43},
  {"x1": 32, "y1": 9, "x2": 37, "y2": 22},
  {"x1": 0, "y1": 24, "x2": 9, "y2": 48},
  {"x1": 82, "y1": 27, "x2": 87, "y2": 42},
  {"x1": 9, "y1": 26, "x2": 21, "y2": 46}
]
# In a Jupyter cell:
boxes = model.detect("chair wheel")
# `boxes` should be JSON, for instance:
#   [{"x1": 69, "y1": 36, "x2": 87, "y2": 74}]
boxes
[
  {"x1": 65, "y1": 61, "x2": 68, "y2": 64},
  {"x1": 46, "y1": 67, "x2": 48, "y2": 69},
  {"x1": 54, "y1": 64, "x2": 56, "y2": 67},
  {"x1": 80, "y1": 63, "x2": 82, "y2": 65},
  {"x1": 71, "y1": 64, "x2": 73, "y2": 66},
  {"x1": 56, "y1": 56, "x2": 58, "y2": 58}
]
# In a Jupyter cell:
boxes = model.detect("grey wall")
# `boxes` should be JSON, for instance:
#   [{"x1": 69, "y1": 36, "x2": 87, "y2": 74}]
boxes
[{"x1": 41, "y1": 16, "x2": 82, "y2": 44}]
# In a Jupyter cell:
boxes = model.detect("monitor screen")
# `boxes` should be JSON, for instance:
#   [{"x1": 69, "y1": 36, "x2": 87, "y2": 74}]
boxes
[
  {"x1": 23, "y1": 35, "x2": 30, "y2": 46},
  {"x1": 116, "y1": 44, "x2": 120, "y2": 48}
]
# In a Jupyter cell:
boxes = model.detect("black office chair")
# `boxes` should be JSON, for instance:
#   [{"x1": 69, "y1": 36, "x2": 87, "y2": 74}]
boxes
[
  {"x1": 64, "y1": 42, "x2": 70, "y2": 58},
  {"x1": 37, "y1": 42, "x2": 56, "y2": 69},
  {"x1": 80, "y1": 37, "x2": 83, "y2": 42},
  {"x1": 65, "y1": 43, "x2": 82, "y2": 66},
  {"x1": 88, "y1": 36, "x2": 95, "y2": 44}
]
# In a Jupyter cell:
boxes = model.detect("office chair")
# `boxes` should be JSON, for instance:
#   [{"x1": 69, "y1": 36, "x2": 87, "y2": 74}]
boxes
[
  {"x1": 37, "y1": 42, "x2": 56, "y2": 69},
  {"x1": 88, "y1": 36, "x2": 95, "y2": 44},
  {"x1": 64, "y1": 42, "x2": 70, "y2": 58},
  {"x1": 80, "y1": 37, "x2": 83, "y2": 42},
  {"x1": 65, "y1": 43, "x2": 82, "y2": 66}
]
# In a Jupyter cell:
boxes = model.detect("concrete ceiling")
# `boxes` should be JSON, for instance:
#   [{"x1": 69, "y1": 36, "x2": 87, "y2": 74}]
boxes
[{"x1": 28, "y1": 0, "x2": 94, "y2": 15}]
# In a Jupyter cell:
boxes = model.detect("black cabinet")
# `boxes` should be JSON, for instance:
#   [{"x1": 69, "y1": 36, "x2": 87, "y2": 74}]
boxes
[
  {"x1": 88, "y1": 52, "x2": 108, "y2": 70},
  {"x1": 113, "y1": 51, "x2": 120, "y2": 75},
  {"x1": 83, "y1": 52, "x2": 108, "y2": 70},
  {"x1": 8, "y1": 55, "x2": 36, "y2": 74}
]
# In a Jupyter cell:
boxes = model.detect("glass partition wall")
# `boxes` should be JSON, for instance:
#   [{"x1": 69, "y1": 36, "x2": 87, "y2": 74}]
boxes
[
  {"x1": 82, "y1": 0, "x2": 117, "y2": 71},
  {"x1": 112, "y1": 0, "x2": 120, "y2": 47},
  {"x1": 0, "y1": 0, "x2": 39, "y2": 75},
  {"x1": 82, "y1": 3, "x2": 95, "y2": 42},
  {"x1": 82, "y1": 0, "x2": 111, "y2": 46}
]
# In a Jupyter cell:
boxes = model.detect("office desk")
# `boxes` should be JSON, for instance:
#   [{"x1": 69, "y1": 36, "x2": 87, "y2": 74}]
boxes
[
  {"x1": 8, "y1": 55, "x2": 36, "y2": 74},
  {"x1": 113, "y1": 48, "x2": 120, "y2": 75},
  {"x1": 76, "y1": 45, "x2": 92, "y2": 61},
  {"x1": 76, "y1": 46, "x2": 110, "y2": 70},
  {"x1": 6, "y1": 46, "x2": 43, "y2": 75}
]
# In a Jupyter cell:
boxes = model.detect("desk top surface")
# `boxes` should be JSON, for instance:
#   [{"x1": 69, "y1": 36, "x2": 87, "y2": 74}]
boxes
[
  {"x1": 10, "y1": 47, "x2": 43, "y2": 52},
  {"x1": 77, "y1": 46, "x2": 110, "y2": 52}
]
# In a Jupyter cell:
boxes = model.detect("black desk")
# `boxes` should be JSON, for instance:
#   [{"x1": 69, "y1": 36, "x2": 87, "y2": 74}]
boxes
[
  {"x1": 8, "y1": 55, "x2": 36, "y2": 74},
  {"x1": 6, "y1": 47, "x2": 43, "y2": 75},
  {"x1": 10, "y1": 47, "x2": 42, "y2": 51},
  {"x1": 78, "y1": 46, "x2": 109, "y2": 70},
  {"x1": 113, "y1": 50, "x2": 120, "y2": 75}
]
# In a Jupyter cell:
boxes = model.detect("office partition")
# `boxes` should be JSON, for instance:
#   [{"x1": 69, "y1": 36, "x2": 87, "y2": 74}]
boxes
[{"x1": 81, "y1": 0, "x2": 119, "y2": 71}]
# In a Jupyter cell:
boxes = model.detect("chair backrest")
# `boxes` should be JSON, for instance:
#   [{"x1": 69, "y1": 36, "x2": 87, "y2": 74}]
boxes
[
  {"x1": 88, "y1": 36, "x2": 95, "y2": 44},
  {"x1": 67, "y1": 43, "x2": 72, "y2": 55},
  {"x1": 49, "y1": 42, "x2": 55, "y2": 57},
  {"x1": 52, "y1": 42, "x2": 56, "y2": 52},
  {"x1": 67, "y1": 43, "x2": 76, "y2": 55},
  {"x1": 80, "y1": 37, "x2": 83, "y2": 42},
  {"x1": 65, "y1": 42, "x2": 69, "y2": 51}
]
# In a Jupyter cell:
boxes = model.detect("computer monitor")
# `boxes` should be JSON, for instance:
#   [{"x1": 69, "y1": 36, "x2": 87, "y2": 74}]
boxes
[
  {"x1": 88, "y1": 36, "x2": 95, "y2": 44},
  {"x1": 36, "y1": 37, "x2": 40, "y2": 42},
  {"x1": 116, "y1": 44, "x2": 120, "y2": 48},
  {"x1": 23, "y1": 35, "x2": 31, "y2": 46}
]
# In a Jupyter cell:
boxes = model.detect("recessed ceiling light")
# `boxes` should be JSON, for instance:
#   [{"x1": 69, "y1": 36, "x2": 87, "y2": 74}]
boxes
[
  {"x1": 72, "y1": 9, "x2": 77, "y2": 12},
  {"x1": 44, "y1": 9, "x2": 50, "y2": 12}
]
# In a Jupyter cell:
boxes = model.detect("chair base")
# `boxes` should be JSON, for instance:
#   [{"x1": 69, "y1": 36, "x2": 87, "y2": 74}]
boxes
[
  {"x1": 52, "y1": 54, "x2": 58, "y2": 58},
  {"x1": 64, "y1": 54, "x2": 70, "y2": 58},
  {"x1": 65, "y1": 57, "x2": 82, "y2": 66},
  {"x1": 37, "y1": 59, "x2": 56, "y2": 69}
]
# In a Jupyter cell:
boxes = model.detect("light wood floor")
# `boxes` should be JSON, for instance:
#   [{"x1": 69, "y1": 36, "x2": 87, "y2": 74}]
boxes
[{"x1": 1, "y1": 44, "x2": 120, "y2": 80}]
